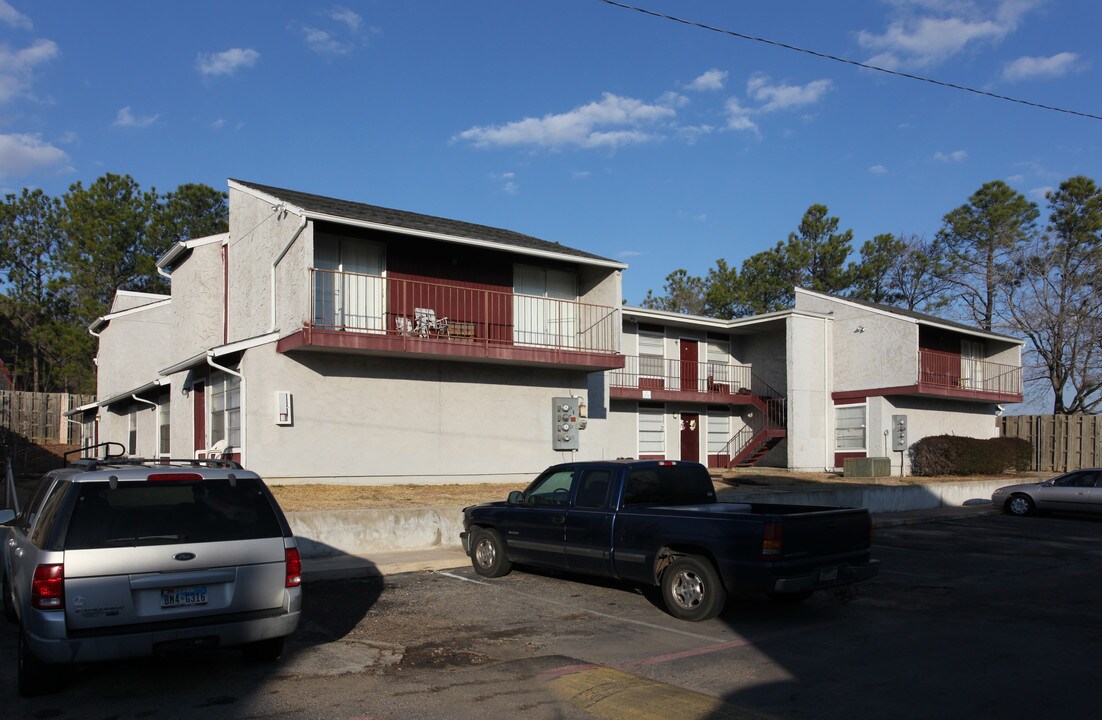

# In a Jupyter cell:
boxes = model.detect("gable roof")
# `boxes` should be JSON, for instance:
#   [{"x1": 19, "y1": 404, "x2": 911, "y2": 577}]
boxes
[
  {"x1": 795, "y1": 288, "x2": 1023, "y2": 344},
  {"x1": 228, "y1": 179, "x2": 625, "y2": 269}
]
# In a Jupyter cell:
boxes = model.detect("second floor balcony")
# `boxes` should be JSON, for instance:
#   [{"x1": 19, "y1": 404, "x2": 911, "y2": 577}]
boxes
[
  {"x1": 275, "y1": 269, "x2": 624, "y2": 370},
  {"x1": 917, "y1": 348, "x2": 1023, "y2": 402},
  {"x1": 610, "y1": 355, "x2": 761, "y2": 404}
]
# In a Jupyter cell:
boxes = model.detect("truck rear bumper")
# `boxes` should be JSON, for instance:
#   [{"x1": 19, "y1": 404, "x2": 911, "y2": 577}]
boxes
[{"x1": 771, "y1": 558, "x2": 881, "y2": 594}]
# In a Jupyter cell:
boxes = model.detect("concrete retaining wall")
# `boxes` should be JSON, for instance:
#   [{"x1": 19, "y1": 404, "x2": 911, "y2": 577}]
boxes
[{"x1": 286, "y1": 480, "x2": 1007, "y2": 558}]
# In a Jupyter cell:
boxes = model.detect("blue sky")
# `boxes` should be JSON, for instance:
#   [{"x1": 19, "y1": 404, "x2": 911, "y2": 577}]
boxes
[{"x1": 1, "y1": 0, "x2": 1099, "y2": 304}]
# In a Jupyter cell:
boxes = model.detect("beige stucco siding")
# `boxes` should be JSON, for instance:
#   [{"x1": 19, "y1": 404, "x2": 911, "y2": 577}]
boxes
[
  {"x1": 168, "y1": 242, "x2": 224, "y2": 359},
  {"x1": 785, "y1": 314, "x2": 832, "y2": 471},
  {"x1": 95, "y1": 301, "x2": 173, "y2": 401},
  {"x1": 866, "y1": 396, "x2": 1000, "y2": 475}
]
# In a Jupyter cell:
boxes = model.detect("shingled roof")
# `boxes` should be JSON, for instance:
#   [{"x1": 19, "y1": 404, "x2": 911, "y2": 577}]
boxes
[{"x1": 229, "y1": 179, "x2": 622, "y2": 266}]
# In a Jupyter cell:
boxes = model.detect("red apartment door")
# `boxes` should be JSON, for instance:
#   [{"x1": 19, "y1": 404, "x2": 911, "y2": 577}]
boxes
[
  {"x1": 681, "y1": 413, "x2": 700, "y2": 462},
  {"x1": 681, "y1": 339, "x2": 699, "y2": 392}
]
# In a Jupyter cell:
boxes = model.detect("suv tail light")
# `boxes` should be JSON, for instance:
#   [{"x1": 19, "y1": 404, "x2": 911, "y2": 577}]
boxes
[
  {"x1": 285, "y1": 548, "x2": 302, "y2": 588},
  {"x1": 761, "y1": 522, "x2": 783, "y2": 559},
  {"x1": 147, "y1": 472, "x2": 204, "y2": 481},
  {"x1": 32, "y1": 564, "x2": 64, "y2": 610}
]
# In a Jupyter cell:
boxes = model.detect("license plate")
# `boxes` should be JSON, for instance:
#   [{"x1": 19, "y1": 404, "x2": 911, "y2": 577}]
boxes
[
  {"x1": 819, "y1": 567, "x2": 839, "y2": 583},
  {"x1": 161, "y1": 586, "x2": 208, "y2": 609}
]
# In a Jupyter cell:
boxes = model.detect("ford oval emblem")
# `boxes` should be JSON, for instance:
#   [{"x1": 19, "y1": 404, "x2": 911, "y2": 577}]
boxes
[{"x1": 173, "y1": 552, "x2": 196, "y2": 561}]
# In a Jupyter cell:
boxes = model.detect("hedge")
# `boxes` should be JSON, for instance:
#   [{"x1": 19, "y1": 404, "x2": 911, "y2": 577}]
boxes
[{"x1": 909, "y1": 435, "x2": 1032, "y2": 476}]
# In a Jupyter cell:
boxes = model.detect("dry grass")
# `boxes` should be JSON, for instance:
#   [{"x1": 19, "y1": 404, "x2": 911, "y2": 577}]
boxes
[
  {"x1": 268, "y1": 483, "x2": 527, "y2": 511},
  {"x1": 268, "y1": 467, "x2": 1042, "y2": 511}
]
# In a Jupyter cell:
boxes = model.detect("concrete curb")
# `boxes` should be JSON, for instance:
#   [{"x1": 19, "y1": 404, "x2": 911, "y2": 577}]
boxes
[{"x1": 298, "y1": 494, "x2": 1005, "y2": 582}]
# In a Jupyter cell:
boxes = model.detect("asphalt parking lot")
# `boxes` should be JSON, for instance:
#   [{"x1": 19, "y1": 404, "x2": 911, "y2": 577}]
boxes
[{"x1": 3, "y1": 511, "x2": 1100, "y2": 719}]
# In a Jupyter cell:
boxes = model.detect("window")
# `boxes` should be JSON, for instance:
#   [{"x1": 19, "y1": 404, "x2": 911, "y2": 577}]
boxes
[
  {"x1": 314, "y1": 235, "x2": 385, "y2": 332},
  {"x1": 638, "y1": 330, "x2": 665, "y2": 379},
  {"x1": 158, "y1": 394, "x2": 170, "y2": 455},
  {"x1": 639, "y1": 404, "x2": 665, "y2": 455},
  {"x1": 707, "y1": 409, "x2": 730, "y2": 454},
  {"x1": 961, "y1": 340, "x2": 985, "y2": 390},
  {"x1": 128, "y1": 407, "x2": 138, "y2": 455},
  {"x1": 574, "y1": 469, "x2": 611, "y2": 509},
  {"x1": 835, "y1": 404, "x2": 867, "y2": 451},
  {"x1": 513, "y1": 264, "x2": 578, "y2": 347},
  {"x1": 523, "y1": 469, "x2": 575, "y2": 506},
  {"x1": 210, "y1": 371, "x2": 241, "y2": 448},
  {"x1": 706, "y1": 339, "x2": 730, "y2": 387}
]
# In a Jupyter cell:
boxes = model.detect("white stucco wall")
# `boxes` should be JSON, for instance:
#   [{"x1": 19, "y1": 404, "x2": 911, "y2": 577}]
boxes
[
  {"x1": 95, "y1": 299, "x2": 173, "y2": 401},
  {"x1": 168, "y1": 240, "x2": 225, "y2": 360},
  {"x1": 230, "y1": 343, "x2": 621, "y2": 484},
  {"x1": 786, "y1": 313, "x2": 832, "y2": 471},
  {"x1": 865, "y1": 396, "x2": 1000, "y2": 475}
]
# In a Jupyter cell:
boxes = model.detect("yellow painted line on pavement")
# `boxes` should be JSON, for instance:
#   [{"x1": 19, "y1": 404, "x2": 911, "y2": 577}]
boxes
[{"x1": 546, "y1": 666, "x2": 780, "y2": 720}]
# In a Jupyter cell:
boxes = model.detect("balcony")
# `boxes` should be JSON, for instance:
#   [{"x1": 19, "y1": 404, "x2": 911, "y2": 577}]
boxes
[
  {"x1": 917, "y1": 349, "x2": 1023, "y2": 402},
  {"x1": 609, "y1": 356, "x2": 758, "y2": 404},
  {"x1": 275, "y1": 269, "x2": 624, "y2": 370}
]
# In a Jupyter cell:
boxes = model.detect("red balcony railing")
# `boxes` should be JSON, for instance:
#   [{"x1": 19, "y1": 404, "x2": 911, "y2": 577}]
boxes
[
  {"x1": 610, "y1": 355, "x2": 753, "y2": 396},
  {"x1": 918, "y1": 348, "x2": 1022, "y2": 397},
  {"x1": 308, "y1": 269, "x2": 619, "y2": 354}
]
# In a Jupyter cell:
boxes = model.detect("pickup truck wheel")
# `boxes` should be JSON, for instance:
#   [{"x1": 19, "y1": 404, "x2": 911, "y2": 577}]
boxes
[
  {"x1": 661, "y1": 556, "x2": 726, "y2": 622},
  {"x1": 18, "y1": 628, "x2": 61, "y2": 696},
  {"x1": 1007, "y1": 494, "x2": 1034, "y2": 516},
  {"x1": 470, "y1": 528, "x2": 512, "y2": 578}
]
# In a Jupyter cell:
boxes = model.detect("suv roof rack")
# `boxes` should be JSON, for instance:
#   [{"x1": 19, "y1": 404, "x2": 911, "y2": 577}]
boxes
[{"x1": 65, "y1": 457, "x2": 243, "y2": 472}]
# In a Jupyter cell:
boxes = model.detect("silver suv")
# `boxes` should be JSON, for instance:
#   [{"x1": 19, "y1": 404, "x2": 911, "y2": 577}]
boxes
[{"x1": 1, "y1": 456, "x2": 302, "y2": 696}]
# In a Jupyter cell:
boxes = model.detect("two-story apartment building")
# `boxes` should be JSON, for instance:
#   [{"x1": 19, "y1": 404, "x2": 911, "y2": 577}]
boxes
[
  {"x1": 605, "y1": 290, "x2": 1022, "y2": 474},
  {"x1": 76, "y1": 179, "x2": 1024, "y2": 480}
]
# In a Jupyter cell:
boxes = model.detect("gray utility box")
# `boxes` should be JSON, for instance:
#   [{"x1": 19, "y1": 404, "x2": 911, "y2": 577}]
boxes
[{"x1": 844, "y1": 457, "x2": 891, "y2": 478}]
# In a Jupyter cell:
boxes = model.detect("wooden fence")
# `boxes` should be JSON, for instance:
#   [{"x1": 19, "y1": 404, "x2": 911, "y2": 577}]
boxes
[
  {"x1": 0, "y1": 391, "x2": 95, "y2": 445},
  {"x1": 1000, "y1": 414, "x2": 1102, "y2": 472}
]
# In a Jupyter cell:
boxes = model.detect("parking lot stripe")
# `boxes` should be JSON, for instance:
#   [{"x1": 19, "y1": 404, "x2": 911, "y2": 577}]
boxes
[{"x1": 546, "y1": 666, "x2": 780, "y2": 720}]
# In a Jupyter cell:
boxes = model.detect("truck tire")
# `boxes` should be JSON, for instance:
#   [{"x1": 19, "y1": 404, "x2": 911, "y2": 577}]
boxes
[
  {"x1": 661, "y1": 555, "x2": 727, "y2": 622},
  {"x1": 470, "y1": 528, "x2": 512, "y2": 578}
]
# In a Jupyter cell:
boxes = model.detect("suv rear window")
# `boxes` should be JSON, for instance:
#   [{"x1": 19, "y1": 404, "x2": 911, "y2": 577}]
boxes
[
  {"x1": 623, "y1": 466, "x2": 716, "y2": 506},
  {"x1": 65, "y1": 478, "x2": 282, "y2": 550}
]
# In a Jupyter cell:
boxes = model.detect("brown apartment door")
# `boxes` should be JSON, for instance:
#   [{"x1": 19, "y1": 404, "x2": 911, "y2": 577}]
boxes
[
  {"x1": 681, "y1": 412, "x2": 700, "y2": 462},
  {"x1": 681, "y1": 339, "x2": 699, "y2": 392}
]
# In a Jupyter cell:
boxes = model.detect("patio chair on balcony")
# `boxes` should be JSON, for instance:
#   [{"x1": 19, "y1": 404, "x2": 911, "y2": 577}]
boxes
[
  {"x1": 414, "y1": 307, "x2": 448, "y2": 337},
  {"x1": 394, "y1": 316, "x2": 414, "y2": 335}
]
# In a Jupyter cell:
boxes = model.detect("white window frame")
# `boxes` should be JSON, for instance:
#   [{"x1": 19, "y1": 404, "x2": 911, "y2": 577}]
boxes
[
  {"x1": 835, "y1": 403, "x2": 867, "y2": 451},
  {"x1": 210, "y1": 371, "x2": 242, "y2": 449},
  {"x1": 638, "y1": 404, "x2": 665, "y2": 456}
]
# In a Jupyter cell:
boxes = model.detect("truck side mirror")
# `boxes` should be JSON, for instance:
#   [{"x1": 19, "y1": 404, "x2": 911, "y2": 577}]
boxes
[
  {"x1": 0, "y1": 508, "x2": 15, "y2": 525},
  {"x1": 507, "y1": 491, "x2": 524, "y2": 505}
]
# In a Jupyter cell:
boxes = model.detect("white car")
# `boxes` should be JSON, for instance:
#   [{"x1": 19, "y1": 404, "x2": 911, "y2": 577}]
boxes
[{"x1": 991, "y1": 469, "x2": 1102, "y2": 516}]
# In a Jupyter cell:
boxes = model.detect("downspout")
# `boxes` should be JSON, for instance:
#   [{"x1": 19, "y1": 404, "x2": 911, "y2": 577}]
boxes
[
  {"x1": 271, "y1": 211, "x2": 308, "y2": 333},
  {"x1": 207, "y1": 352, "x2": 246, "y2": 468}
]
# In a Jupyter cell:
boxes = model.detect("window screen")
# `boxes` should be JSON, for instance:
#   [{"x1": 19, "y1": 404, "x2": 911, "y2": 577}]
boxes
[{"x1": 836, "y1": 405, "x2": 867, "y2": 450}]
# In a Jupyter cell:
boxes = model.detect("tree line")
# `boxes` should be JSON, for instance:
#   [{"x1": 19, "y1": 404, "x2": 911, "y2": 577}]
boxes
[
  {"x1": 640, "y1": 176, "x2": 1102, "y2": 415},
  {"x1": 0, "y1": 173, "x2": 228, "y2": 394}
]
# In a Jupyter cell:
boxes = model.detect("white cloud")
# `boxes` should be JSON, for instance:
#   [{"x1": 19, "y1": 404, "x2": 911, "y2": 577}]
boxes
[
  {"x1": 686, "y1": 69, "x2": 728, "y2": 92},
  {"x1": 0, "y1": 133, "x2": 70, "y2": 176},
  {"x1": 572, "y1": 170, "x2": 591, "y2": 179},
  {"x1": 196, "y1": 48, "x2": 259, "y2": 77},
  {"x1": 0, "y1": 1, "x2": 32, "y2": 30},
  {"x1": 724, "y1": 75, "x2": 831, "y2": 134},
  {"x1": 869, "y1": 164, "x2": 888, "y2": 174},
  {"x1": 619, "y1": 250, "x2": 642, "y2": 258},
  {"x1": 0, "y1": 38, "x2": 59, "y2": 103},
  {"x1": 933, "y1": 149, "x2": 967, "y2": 162},
  {"x1": 747, "y1": 74, "x2": 833, "y2": 113},
  {"x1": 454, "y1": 93, "x2": 676, "y2": 150},
  {"x1": 1029, "y1": 185, "x2": 1053, "y2": 200},
  {"x1": 491, "y1": 171, "x2": 518, "y2": 195},
  {"x1": 1002, "y1": 52, "x2": 1080, "y2": 82},
  {"x1": 302, "y1": 26, "x2": 353, "y2": 56},
  {"x1": 326, "y1": 6, "x2": 362, "y2": 32},
  {"x1": 113, "y1": 106, "x2": 160, "y2": 128},
  {"x1": 857, "y1": 0, "x2": 1039, "y2": 69},
  {"x1": 657, "y1": 90, "x2": 689, "y2": 108}
]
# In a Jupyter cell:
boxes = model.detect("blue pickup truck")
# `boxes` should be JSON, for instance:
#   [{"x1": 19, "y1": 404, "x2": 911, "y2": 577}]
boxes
[{"x1": 460, "y1": 460, "x2": 879, "y2": 621}]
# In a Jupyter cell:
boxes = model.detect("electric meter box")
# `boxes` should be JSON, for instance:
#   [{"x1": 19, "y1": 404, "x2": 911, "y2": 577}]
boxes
[
  {"x1": 552, "y1": 397, "x2": 580, "y2": 451},
  {"x1": 891, "y1": 414, "x2": 908, "y2": 452}
]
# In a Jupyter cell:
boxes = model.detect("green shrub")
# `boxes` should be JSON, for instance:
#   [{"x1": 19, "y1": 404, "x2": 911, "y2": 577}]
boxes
[{"x1": 910, "y1": 435, "x2": 1031, "y2": 476}]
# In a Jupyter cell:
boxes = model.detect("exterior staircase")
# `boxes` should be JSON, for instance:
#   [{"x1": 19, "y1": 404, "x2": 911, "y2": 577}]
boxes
[{"x1": 717, "y1": 382, "x2": 788, "y2": 468}]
